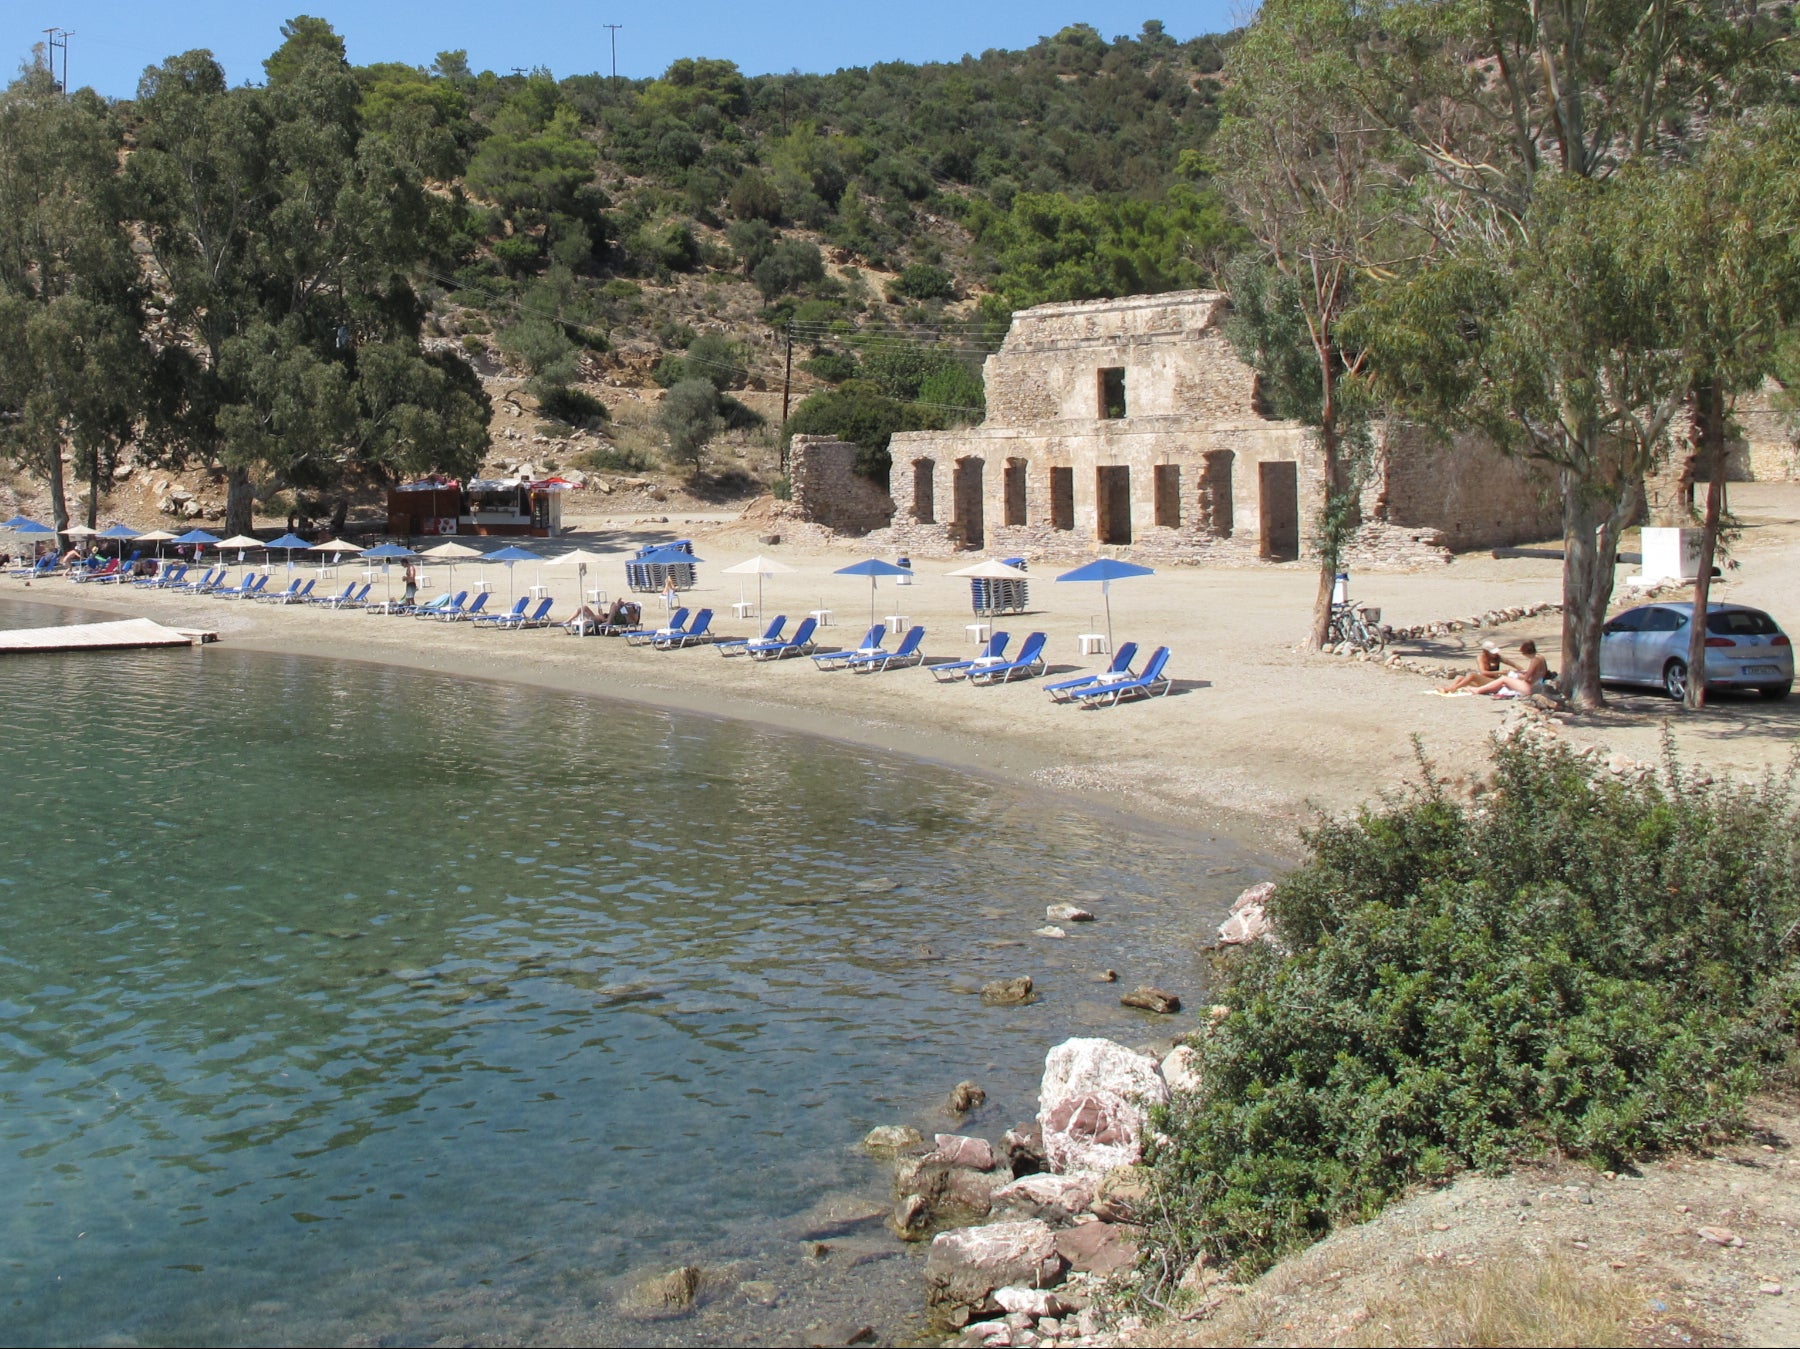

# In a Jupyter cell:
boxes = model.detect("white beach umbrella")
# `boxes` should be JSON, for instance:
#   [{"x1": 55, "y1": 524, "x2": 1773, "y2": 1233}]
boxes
[
  {"x1": 61, "y1": 523, "x2": 98, "y2": 538},
  {"x1": 721, "y1": 554, "x2": 796, "y2": 618},
  {"x1": 546, "y1": 548, "x2": 615, "y2": 611},
  {"x1": 420, "y1": 539, "x2": 481, "y2": 590},
  {"x1": 215, "y1": 533, "x2": 263, "y2": 565},
  {"x1": 948, "y1": 558, "x2": 1029, "y2": 580}
]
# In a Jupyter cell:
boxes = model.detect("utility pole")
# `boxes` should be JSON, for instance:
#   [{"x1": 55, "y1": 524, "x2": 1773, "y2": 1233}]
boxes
[
  {"x1": 42, "y1": 28, "x2": 70, "y2": 94},
  {"x1": 780, "y1": 323, "x2": 793, "y2": 474},
  {"x1": 605, "y1": 24, "x2": 622, "y2": 86}
]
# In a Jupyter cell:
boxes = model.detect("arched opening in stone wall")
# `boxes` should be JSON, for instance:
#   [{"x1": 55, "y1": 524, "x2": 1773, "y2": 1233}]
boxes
[
  {"x1": 912, "y1": 459, "x2": 937, "y2": 524},
  {"x1": 1153, "y1": 464, "x2": 1181, "y2": 528},
  {"x1": 1199, "y1": 450, "x2": 1234, "y2": 538},
  {"x1": 1049, "y1": 466, "x2": 1075, "y2": 531},
  {"x1": 952, "y1": 457, "x2": 985, "y2": 550},
  {"x1": 1003, "y1": 458, "x2": 1028, "y2": 527},
  {"x1": 1096, "y1": 465, "x2": 1132, "y2": 545}
]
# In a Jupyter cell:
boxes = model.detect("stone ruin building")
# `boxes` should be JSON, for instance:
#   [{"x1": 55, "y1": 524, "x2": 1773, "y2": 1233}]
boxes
[{"x1": 785, "y1": 289, "x2": 1565, "y2": 567}]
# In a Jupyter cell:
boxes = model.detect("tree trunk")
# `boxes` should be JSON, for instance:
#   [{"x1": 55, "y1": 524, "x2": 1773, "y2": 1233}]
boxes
[
  {"x1": 45, "y1": 444, "x2": 69, "y2": 544},
  {"x1": 1558, "y1": 471, "x2": 1618, "y2": 710},
  {"x1": 86, "y1": 450, "x2": 100, "y2": 529},
  {"x1": 1683, "y1": 378, "x2": 1728, "y2": 710},
  {"x1": 224, "y1": 465, "x2": 256, "y2": 536},
  {"x1": 1308, "y1": 358, "x2": 1344, "y2": 651}
]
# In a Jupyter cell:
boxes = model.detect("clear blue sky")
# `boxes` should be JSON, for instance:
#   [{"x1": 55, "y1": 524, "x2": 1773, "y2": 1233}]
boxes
[{"x1": 18, "y1": 3, "x2": 1244, "y2": 101}]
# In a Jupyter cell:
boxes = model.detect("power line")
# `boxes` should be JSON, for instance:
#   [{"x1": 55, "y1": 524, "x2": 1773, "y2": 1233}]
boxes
[{"x1": 42, "y1": 28, "x2": 71, "y2": 95}]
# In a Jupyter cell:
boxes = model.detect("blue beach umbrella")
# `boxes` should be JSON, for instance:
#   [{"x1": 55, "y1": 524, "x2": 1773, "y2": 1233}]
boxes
[
  {"x1": 262, "y1": 531, "x2": 312, "y2": 574},
  {"x1": 635, "y1": 545, "x2": 705, "y2": 566},
  {"x1": 362, "y1": 542, "x2": 419, "y2": 605},
  {"x1": 835, "y1": 557, "x2": 912, "y2": 628},
  {"x1": 485, "y1": 544, "x2": 541, "y2": 603},
  {"x1": 173, "y1": 528, "x2": 221, "y2": 565},
  {"x1": 4, "y1": 516, "x2": 55, "y2": 564},
  {"x1": 96, "y1": 523, "x2": 141, "y2": 561},
  {"x1": 1055, "y1": 558, "x2": 1155, "y2": 652}
]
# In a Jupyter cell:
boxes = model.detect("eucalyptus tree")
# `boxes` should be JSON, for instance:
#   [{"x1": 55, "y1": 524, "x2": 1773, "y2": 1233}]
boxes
[
  {"x1": 1345, "y1": 0, "x2": 1794, "y2": 706},
  {"x1": 131, "y1": 38, "x2": 488, "y2": 533},
  {"x1": 1214, "y1": 0, "x2": 1404, "y2": 650},
  {"x1": 0, "y1": 69, "x2": 147, "y2": 535}
]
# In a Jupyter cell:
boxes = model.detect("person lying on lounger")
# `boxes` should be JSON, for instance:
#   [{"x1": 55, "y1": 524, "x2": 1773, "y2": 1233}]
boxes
[
  {"x1": 1465, "y1": 639, "x2": 1551, "y2": 697},
  {"x1": 565, "y1": 602, "x2": 605, "y2": 635},
  {"x1": 1440, "y1": 641, "x2": 1505, "y2": 693}
]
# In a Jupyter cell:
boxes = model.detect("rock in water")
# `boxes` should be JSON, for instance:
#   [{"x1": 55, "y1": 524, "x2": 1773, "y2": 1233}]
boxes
[
  {"x1": 862, "y1": 1124, "x2": 924, "y2": 1154},
  {"x1": 1037, "y1": 1038, "x2": 1169, "y2": 1176},
  {"x1": 934, "y1": 1134, "x2": 1000, "y2": 1171},
  {"x1": 1091, "y1": 969, "x2": 1118, "y2": 983},
  {"x1": 1120, "y1": 986, "x2": 1181, "y2": 1015},
  {"x1": 1034, "y1": 925, "x2": 1067, "y2": 939},
  {"x1": 621, "y1": 1264, "x2": 703, "y2": 1316},
  {"x1": 947, "y1": 1080, "x2": 987, "y2": 1114},
  {"x1": 925, "y1": 1220, "x2": 1065, "y2": 1322},
  {"x1": 1219, "y1": 881, "x2": 1277, "y2": 946},
  {"x1": 981, "y1": 976, "x2": 1034, "y2": 1006},
  {"x1": 1045, "y1": 903, "x2": 1095, "y2": 923},
  {"x1": 992, "y1": 1173, "x2": 1097, "y2": 1224}
]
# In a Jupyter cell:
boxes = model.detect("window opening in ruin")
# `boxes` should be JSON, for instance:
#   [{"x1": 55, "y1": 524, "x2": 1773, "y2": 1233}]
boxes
[
  {"x1": 1258, "y1": 460, "x2": 1300, "y2": 560},
  {"x1": 952, "y1": 456, "x2": 986, "y2": 550},
  {"x1": 912, "y1": 459, "x2": 936, "y2": 524},
  {"x1": 1199, "y1": 450, "x2": 1234, "y2": 538},
  {"x1": 1153, "y1": 464, "x2": 1181, "y2": 528},
  {"x1": 1049, "y1": 466, "x2": 1075, "y2": 531},
  {"x1": 1003, "y1": 458, "x2": 1028, "y2": 527},
  {"x1": 1098, "y1": 367, "x2": 1127, "y2": 420},
  {"x1": 1096, "y1": 465, "x2": 1132, "y2": 544}
]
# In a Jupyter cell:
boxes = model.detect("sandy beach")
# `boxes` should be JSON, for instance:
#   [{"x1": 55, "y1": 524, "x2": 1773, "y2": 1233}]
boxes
[{"x1": 11, "y1": 483, "x2": 1800, "y2": 851}]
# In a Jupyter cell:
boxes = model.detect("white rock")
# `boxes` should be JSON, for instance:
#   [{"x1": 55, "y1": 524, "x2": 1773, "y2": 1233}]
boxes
[
  {"x1": 1046, "y1": 904, "x2": 1095, "y2": 923},
  {"x1": 925, "y1": 1220, "x2": 1064, "y2": 1315},
  {"x1": 1038, "y1": 1038, "x2": 1168, "y2": 1176},
  {"x1": 1217, "y1": 903, "x2": 1271, "y2": 945},
  {"x1": 1034, "y1": 926, "x2": 1067, "y2": 939},
  {"x1": 995, "y1": 1286, "x2": 1066, "y2": 1317},
  {"x1": 1161, "y1": 1045, "x2": 1202, "y2": 1093},
  {"x1": 993, "y1": 1173, "x2": 1097, "y2": 1223}
]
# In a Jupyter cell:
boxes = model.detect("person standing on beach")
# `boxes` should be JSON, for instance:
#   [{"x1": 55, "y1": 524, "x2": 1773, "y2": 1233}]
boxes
[{"x1": 402, "y1": 561, "x2": 419, "y2": 608}]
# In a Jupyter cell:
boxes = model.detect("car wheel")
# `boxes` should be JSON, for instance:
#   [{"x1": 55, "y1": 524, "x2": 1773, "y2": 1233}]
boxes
[
  {"x1": 1663, "y1": 659, "x2": 1689, "y2": 701},
  {"x1": 1761, "y1": 682, "x2": 1792, "y2": 700}
]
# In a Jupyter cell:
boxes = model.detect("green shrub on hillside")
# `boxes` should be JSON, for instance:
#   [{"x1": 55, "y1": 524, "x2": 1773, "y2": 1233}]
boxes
[{"x1": 1147, "y1": 736, "x2": 1800, "y2": 1288}]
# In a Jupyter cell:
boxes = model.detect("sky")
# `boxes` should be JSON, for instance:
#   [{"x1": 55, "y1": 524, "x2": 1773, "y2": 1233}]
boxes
[{"x1": 15, "y1": 2, "x2": 1246, "y2": 100}]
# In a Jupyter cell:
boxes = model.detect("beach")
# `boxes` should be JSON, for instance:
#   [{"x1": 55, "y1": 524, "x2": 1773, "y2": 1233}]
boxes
[{"x1": 13, "y1": 483, "x2": 1800, "y2": 848}]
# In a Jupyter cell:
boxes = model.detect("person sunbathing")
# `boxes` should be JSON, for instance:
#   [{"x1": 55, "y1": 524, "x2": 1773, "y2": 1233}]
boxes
[
  {"x1": 565, "y1": 602, "x2": 604, "y2": 635},
  {"x1": 1466, "y1": 639, "x2": 1551, "y2": 697},
  {"x1": 1440, "y1": 641, "x2": 1505, "y2": 693}
]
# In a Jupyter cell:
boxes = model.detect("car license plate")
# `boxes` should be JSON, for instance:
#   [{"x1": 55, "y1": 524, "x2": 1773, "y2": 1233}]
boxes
[{"x1": 1743, "y1": 664, "x2": 1781, "y2": 677}]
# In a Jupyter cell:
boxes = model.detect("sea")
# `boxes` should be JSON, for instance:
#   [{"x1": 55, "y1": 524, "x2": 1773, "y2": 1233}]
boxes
[{"x1": 0, "y1": 597, "x2": 1265, "y2": 1347}]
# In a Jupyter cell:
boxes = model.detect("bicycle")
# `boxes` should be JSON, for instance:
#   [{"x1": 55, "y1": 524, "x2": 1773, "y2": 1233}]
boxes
[{"x1": 1327, "y1": 600, "x2": 1387, "y2": 652}]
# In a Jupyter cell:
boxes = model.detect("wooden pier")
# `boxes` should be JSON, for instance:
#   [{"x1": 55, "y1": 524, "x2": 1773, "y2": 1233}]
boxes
[{"x1": 0, "y1": 618, "x2": 217, "y2": 654}]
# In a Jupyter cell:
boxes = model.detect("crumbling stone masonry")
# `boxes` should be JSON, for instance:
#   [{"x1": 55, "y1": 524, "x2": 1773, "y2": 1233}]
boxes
[
  {"x1": 844, "y1": 290, "x2": 1560, "y2": 566},
  {"x1": 786, "y1": 434, "x2": 895, "y2": 535}
]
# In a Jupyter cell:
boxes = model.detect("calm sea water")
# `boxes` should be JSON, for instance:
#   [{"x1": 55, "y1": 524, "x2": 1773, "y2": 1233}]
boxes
[{"x1": 0, "y1": 598, "x2": 1264, "y2": 1347}]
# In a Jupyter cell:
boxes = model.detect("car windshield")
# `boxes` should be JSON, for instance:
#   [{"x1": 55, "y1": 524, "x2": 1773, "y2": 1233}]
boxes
[{"x1": 1706, "y1": 609, "x2": 1780, "y2": 637}]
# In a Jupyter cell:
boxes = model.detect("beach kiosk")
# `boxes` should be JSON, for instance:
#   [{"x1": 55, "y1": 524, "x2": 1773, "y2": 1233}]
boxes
[{"x1": 387, "y1": 477, "x2": 569, "y2": 538}]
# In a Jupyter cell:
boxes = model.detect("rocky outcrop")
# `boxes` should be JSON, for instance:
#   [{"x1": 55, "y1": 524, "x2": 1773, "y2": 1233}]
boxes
[
  {"x1": 1037, "y1": 1038, "x2": 1169, "y2": 1176},
  {"x1": 924, "y1": 1219, "x2": 1065, "y2": 1324},
  {"x1": 1218, "y1": 880, "x2": 1277, "y2": 946}
]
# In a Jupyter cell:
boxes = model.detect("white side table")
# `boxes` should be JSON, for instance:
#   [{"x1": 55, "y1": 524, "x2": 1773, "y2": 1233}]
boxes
[
  {"x1": 1077, "y1": 633, "x2": 1110, "y2": 656},
  {"x1": 528, "y1": 583, "x2": 549, "y2": 600},
  {"x1": 809, "y1": 608, "x2": 834, "y2": 627},
  {"x1": 884, "y1": 613, "x2": 908, "y2": 635},
  {"x1": 731, "y1": 600, "x2": 756, "y2": 619},
  {"x1": 965, "y1": 622, "x2": 991, "y2": 644}
]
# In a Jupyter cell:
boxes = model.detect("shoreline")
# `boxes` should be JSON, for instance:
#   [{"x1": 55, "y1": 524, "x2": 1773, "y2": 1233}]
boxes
[{"x1": 0, "y1": 577, "x2": 1302, "y2": 857}]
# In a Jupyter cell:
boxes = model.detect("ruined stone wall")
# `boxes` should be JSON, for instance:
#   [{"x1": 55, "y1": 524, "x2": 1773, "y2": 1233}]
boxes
[
  {"x1": 786, "y1": 435, "x2": 893, "y2": 536},
  {"x1": 983, "y1": 291, "x2": 1256, "y2": 426},
  {"x1": 1370, "y1": 424, "x2": 1559, "y2": 550},
  {"x1": 1735, "y1": 382, "x2": 1800, "y2": 480}
]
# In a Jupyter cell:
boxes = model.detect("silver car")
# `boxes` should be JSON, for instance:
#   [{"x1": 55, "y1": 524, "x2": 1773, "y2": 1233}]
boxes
[{"x1": 1599, "y1": 602, "x2": 1792, "y2": 700}]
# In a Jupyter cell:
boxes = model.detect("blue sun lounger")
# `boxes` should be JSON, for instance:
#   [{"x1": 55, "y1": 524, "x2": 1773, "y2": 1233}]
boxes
[
  {"x1": 474, "y1": 597, "x2": 529, "y2": 627},
  {"x1": 747, "y1": 615, "x2": 818, "y2": 660},
  {"x1": 970, "y1": 631, "x2": 1048, "y2": 685},
  {"x1": 625, "y1": 606, "x2": 689, "y2": 646},
  {"x1": 269, "y1": 578, "x2": 315, "y2": 605},
  {"x1": 320, "y1": 581, "x2": 372, "y2": 609},
  {"x1": 439, "y1": 591, "x2": 491, "y2": 622},
  {"x1": 718, "y1": 615, "x2": 783, "y2": 656},
  {"x1": 516, "y1": 596, "x2": 556, "y2": 628},
  {"x1": 929, "y1": 632, "x2": 1009, "y2": 682},
  {"x1": 313, "y1": 581, "x2": 357, "y2": 607},
  {"x1": 812, "y1": 623, "x2": 887, "y2": 669},
  {"x1": 1046, "y1": 642, "x2": 1140, "y2": 703},
  {"x1": 847, "y1": 625, "x2": 926, "y2": 673},
  {"x1": 653, "y1": 608, "x2": 714, "y2": 648},
  {"x1": 1067, "y1": 647, "x2": 1173, "y2": 707},
  {"x1": 136, "y1": 563, "x2": 184, "y2": 589}
]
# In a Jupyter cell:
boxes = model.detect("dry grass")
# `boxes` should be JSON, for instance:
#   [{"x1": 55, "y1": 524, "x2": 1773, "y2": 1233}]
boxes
[
  {"x1": 1176, "y1": 1250, "x2": 1639, "y2": 1348},
  {"x1": 1345, "y1": 1255, "x2": 1639, "y2": 1348}
]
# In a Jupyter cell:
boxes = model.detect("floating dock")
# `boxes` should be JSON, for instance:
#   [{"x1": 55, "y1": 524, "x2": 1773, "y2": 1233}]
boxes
[{"x1": 0, "y1": 618, "x2": 217, "y2": 654}]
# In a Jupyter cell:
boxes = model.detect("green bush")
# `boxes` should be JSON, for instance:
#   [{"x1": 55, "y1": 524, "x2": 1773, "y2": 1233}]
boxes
[
  {"x1": 537, "y1": 385, "x2": 609, "y2": 427},
  {"x1": 888, "y1": 263, "x2": 956, "y2": 301},
  {"x1": 1147, "y1": 736, "x2": 1800, "y2": 1287},
  {"x1": 752, "y1": 238, "x2": 826, "y2": 300},
  {"x1": 683, "y1": 332, "x2": 749, "y2": 391},
  {"x1": 577, "y1": 443, "x2": 651, "y2": 473},
  {"x1": 651, "y1": 354, "x2": 688, "y2": 388},
  {"x1": 658, "y1": 377, "x2": 722, "y2": 469},
  {"x1": 800, "y1": 352, "x2": 859, "y2": 384}
]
